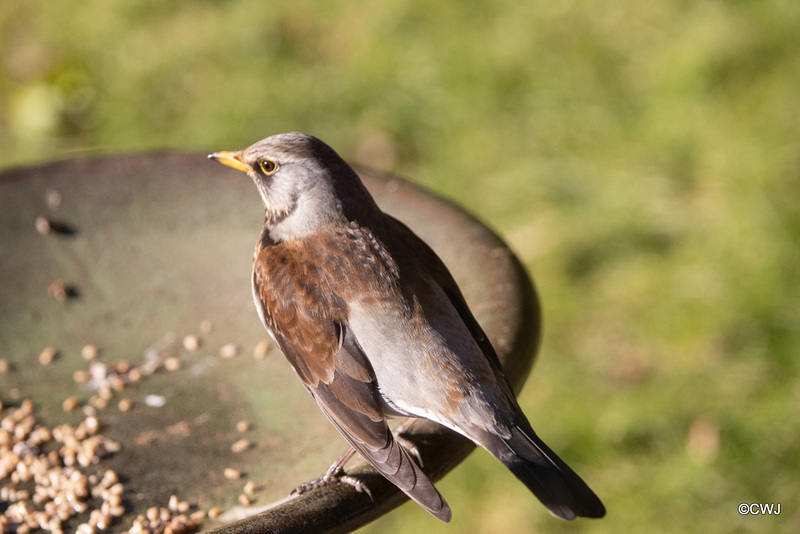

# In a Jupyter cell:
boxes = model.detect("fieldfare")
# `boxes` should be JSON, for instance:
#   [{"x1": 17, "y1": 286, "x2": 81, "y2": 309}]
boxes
[{"x1": 209, "y1": 133, "x2": 605, "y2": 522}]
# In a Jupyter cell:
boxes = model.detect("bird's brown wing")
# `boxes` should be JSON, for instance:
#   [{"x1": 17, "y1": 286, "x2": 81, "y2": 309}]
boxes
[{"x1": 252, "y1": 236, "x2": 451, "y2": 522}]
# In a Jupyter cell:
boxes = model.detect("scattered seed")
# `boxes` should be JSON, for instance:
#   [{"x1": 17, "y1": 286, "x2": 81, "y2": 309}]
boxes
[
  {"x1": 146, "y1": 507, "x2": 159, "y2": 522},
  {"x1": 223, "y1": 468, "x2": 241, "y2": 480},
  {"x1": 9, "y1": 329, "x2": 225, "y2": 531},
  {"x1": 0, "y1": 399, "x2": 126, "y2": 531},
  {"x1": 199, "y1": 320, "x2": 213, "y2": 334},
  {"x1": 128, "y1": 368, "x2": 142, "y2": 383},
  {"x1": 253, "y1": 340, "x2": 270, "y2": 360},
  {"x1": 48, "y1": 279, "x2": 69, "y2": 301},
  {"x1": 88, "y1": 396, "x2": 107, "y2": 409},
  {"x1": 36, "y1": 215, "x2": 53, "y2": 234},
  {"x1": 81, "y1": 345, "x2": 100, "y2": 361},
  {"x1": 238, "y1": 494, "x2": 251, "y2": 506},
  {"x1": 39, "y1": 346, "x2": 58, "y2": 365},
  {"x1": 62, "y1": 396, "x2": 80, "y2": 412},
  {"x1": 231, "y1": 439, "x2": 250, "y2": 453},
  {"x1": 109, "y1": 376, "x2": 125, "y2": 392},
  {"x1": 243, "y1": 481, "x2": 256, "y2": 496},
  {"x1": 182, "y1": 335, "x2": 200, "y2": 352},
  {"x1": 73, "y1": 370, "x2": 91, "y2": 384},
  {"x1": 219, "y1": 344, "x2": 238, "y2": 359},
  {"x1": 144, "y1": 395, "x2": 166, "y2": 408},
  {"x1": 189, "y1": 510, "x2": 206, "y2": 522},
  {"x1": 207, "y1": 507, "x2": 221, "y2": 519},
  {"x1": 102, "y1": 470, "x2": 119, "y2": 487},
  {"x1": 84, "y1": 416, "x2": 100, "y2": 433},
  {"x1": 236, "y1": 420, "x2": 250, "y2": 433},
  {"x1": 46, "y1": 188, "x2": 62, "y2": 208}
]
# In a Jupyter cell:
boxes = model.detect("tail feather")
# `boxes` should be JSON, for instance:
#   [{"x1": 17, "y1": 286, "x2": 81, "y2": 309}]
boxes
[{"x1": 481, "y1": 423, "x2": 605, "y2": 520}]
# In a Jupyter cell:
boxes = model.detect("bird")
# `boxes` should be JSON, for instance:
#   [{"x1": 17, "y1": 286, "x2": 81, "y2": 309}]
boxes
[{"x1": 209, "y1": 132, "x2": 605, "y2": 523}]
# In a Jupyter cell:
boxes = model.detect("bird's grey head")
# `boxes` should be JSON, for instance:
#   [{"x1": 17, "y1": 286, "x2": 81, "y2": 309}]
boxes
[{"x1": 210, "y1": 132, "x2": 379, "y2": 242}]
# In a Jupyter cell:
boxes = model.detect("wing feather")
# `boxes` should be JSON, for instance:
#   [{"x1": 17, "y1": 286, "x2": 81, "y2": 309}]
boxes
[{"x1": 251, "y1": 231, "x2": 451, "y2": 522}]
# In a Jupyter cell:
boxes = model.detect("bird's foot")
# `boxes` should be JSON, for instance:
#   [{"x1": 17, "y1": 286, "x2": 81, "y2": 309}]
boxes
[
  {"x1": 291, "y1": 446, "x2": 373, "y2": 500},
  {"x1": 290, "y1": 464, "x2": 336, "y2": 495},
  {"x1": 291, "y1": 464, "x2": 373, "y2": 500}
]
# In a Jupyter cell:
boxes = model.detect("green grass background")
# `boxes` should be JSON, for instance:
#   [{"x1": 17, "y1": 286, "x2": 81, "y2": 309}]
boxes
[{"x1": 2, "y1": 1, "x2": 798, "y2": 532}]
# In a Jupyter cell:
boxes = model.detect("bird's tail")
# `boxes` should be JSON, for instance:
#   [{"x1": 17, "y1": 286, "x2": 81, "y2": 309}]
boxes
[{"x1": 478, "y1": 422, "x2": 606, "y2": 520}]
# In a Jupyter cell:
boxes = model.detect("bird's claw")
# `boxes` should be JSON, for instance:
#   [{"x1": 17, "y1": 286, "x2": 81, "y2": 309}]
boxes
[
  {"x1": 290, "y1": 465, "x2": 337, "y2": 495},
  {"x1": 290, "y1": 478, "x2": 324, "y2": 496},
  {"x1": 291, "y1": 465, "x2": 373, "y2": 501},
  {"x1": 339, "y1": 474, "x2": 374, "y2": 500}
]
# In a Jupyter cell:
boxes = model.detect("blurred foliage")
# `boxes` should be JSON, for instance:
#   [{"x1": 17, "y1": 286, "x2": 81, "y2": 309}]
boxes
[{"x1": 2, "y1": 1, "x2": 799, "y2": 532}]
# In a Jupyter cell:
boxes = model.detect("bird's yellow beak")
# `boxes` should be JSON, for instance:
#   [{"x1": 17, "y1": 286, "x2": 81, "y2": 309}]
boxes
[{"x1": 208, "y1": 151, "x2": 253, "y2": 173}]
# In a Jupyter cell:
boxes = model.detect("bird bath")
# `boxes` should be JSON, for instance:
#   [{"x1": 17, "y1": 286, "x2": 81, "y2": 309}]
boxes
[{"x1": 0, "y1": 153, "x2": 539, "y2": 532}]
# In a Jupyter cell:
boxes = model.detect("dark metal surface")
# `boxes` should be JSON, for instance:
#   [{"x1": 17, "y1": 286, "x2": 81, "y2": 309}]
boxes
[{"x1": 0, "y1": 154, "x2": 539, "y2": 533}]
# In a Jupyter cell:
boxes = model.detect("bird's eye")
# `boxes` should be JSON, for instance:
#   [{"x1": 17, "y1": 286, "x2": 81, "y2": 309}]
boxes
[{"x1": 259, "y1": 159, "x2": 278, "y2": 175}]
